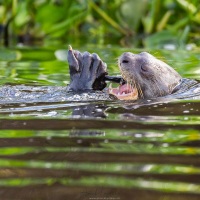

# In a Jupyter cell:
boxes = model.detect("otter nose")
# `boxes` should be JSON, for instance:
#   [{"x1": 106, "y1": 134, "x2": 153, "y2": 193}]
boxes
[
  {"x1": 122, "y1": 59, "x2": 129, "y2": 63},
  {"x1": 119, "y1": 52, "x2": 135, "y2": 65},
  {"x1": 139, "y1": 52, "x2": 150, "y2": 57},
  {"x1": 122, "y1": 52, "x2": 135, "y2": 57}
]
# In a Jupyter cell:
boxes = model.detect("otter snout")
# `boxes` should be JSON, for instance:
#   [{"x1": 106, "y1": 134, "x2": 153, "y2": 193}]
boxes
[
  {"x1": 119, "y1": 52, "x2": 135, "y2": 66},
  {"x1": 119, "y1": 52, "x2": 150, "y2": 74},
  {"x1": 119, "y1": 52, "x2": 150, "y2": 68}
]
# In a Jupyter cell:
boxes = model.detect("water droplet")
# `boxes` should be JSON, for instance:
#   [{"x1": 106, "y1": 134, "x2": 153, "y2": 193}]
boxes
[
  {"x1": 46, "y1": 136, "x2": 52, "y2": 140},
  {"x1": 162, "y1": 143, "x2": 169, "y2": 147},
  {"x1": 183, "y1": 110, "x2": 189, "y2": 113},
  {"x1": 48, "y1": 111, "x2": 57, "y2": 116},
  {"x1": 29, "y1": 138, "x2": 34, "y2": 142},
  {"x1": 194, "y1": 88, "x2": 200, "y2": 93},
  {"x1": 77, "y1": 139, "x2": 82, "y2": 144},
  {"x1": 135, "y1": 134, "x2": 142, "y2": 138},
  {"x1": 45, "y1": 163, "x2": 52, "y2": 168}
]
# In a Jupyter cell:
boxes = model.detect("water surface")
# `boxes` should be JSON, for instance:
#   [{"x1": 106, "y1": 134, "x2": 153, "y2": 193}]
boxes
[{"x1": 0, "y1": 46, "x2": 200, "y2": 199}]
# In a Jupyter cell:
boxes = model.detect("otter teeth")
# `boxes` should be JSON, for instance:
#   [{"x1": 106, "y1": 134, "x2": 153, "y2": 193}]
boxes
[{"x1": 109, "y1": 83, "x2": 113, "y2": 93}]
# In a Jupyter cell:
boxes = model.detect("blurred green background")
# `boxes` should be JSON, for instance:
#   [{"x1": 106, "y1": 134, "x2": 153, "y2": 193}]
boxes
[{"x1": 0, "y1": 0, "x2": 200, "y2": 49}]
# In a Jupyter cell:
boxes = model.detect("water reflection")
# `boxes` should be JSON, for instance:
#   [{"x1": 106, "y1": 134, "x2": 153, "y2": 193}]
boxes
[
  {"x1": 0, "y1": 126, "x2": 199, "y2": 199},
  {"x1": 72, "y1": 104, "x2": 107, "y2": 119},
  {"x1": 0, "y1": 48, "x2": 200, "y2": 199}
]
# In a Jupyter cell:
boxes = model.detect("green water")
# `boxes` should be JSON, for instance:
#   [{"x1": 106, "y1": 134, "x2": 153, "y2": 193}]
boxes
[{"x1": 0, "y1": 46, "x2": 200, "y2": 200}]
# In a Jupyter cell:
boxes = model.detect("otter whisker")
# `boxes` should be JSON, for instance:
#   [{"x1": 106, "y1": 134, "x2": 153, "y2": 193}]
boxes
[
  {"x1": 130, "y1": 78, "x2": 143, "y2": 99},
  {"x1": 130, "y1": 80, "x2": 138, "y2": 99},
  {"x1": 130, "y1": 78, "x2": 142, "y2": 99},
  {"x1": 137, "y1": 82, "x2": 144, "y2": 99},
  {"x1": 127, "y1": 80, "x2": 136, "y2": 99},
  {"x1": 153, "y1": 77, "x2": 164, "y2": 97},
  {"x1": 130, "y1": 80, "x2": 136, "y2": 94}
]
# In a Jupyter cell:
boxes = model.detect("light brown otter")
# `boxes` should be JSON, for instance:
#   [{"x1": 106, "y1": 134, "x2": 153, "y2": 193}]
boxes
[{"x1": 110, "y1": 52, "x2": 182, "y2": 100}]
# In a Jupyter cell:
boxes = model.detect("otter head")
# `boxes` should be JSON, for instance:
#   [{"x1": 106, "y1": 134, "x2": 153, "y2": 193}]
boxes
[{"x1": 117, "y1": 52, "x2": 182, "y2": 99}]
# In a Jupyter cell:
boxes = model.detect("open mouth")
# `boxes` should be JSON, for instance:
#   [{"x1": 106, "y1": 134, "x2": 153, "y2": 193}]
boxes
[{"x1": 109, "y1": 83, "x2": 138, "y2": 100}]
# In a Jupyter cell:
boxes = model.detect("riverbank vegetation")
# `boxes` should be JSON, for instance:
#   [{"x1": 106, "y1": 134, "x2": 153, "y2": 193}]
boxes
[{"x1": 0, "y1": 0, "x2": 200, "y2": 48}]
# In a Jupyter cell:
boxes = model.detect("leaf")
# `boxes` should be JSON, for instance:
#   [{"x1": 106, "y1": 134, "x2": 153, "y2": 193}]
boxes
[
  {"x1": 0, "y1": 49, "x2": 21, "y2": 61},
  {"x1": 120, "y1": 0, "x2": 148, "y2": 32},
  {"x1": 143, "y1": 0, "x2": 162, "y2": 33},
  {"x1": 167, "y1": 17, "x2": 189, "y2": 31},
  {"x1": 45, "y1": 11, "x2": 88, "y2": 36},
  {"x1": 175, "y1": 0, "x2": 196, "y2": 14},
  {"x1": 89, "y1": 0, "x2": 127, "y2": 35},
  {"x1": 156, "y1": 10, "x2": 173, "y2": 32},
  {"x1": 178, "y1": 25, "x2": 190, "y2": 46},
  {"x1": 35, "y1": 4, "x2": 68, "y2": 30},
  {"x1": 144, "y1": 30, "x2": 178, "y2": 48}
]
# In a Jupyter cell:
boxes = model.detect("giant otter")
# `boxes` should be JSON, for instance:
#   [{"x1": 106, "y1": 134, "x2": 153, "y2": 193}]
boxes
[{"x1": 67, "y1": 46, "x2": 200, "y2": 100}]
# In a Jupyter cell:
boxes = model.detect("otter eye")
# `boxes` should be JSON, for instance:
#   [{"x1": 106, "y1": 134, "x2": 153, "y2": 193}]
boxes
[
  {"x1": 141, "y1": 64, "x2": 148, "y2": 72},
  {"x1": 122, "y1": 60, "x2": 129, "y2": 63}
]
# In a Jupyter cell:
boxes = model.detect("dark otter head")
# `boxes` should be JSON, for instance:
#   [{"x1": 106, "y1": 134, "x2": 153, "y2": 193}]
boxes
[{"x1": 118, "y1": 52, "x2": 182, "y2": 99}]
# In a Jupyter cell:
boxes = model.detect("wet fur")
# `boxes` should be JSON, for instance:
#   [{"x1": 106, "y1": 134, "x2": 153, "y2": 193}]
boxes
[{"x1": 118, "y1": 52, "x2": 182, "y2": 99}]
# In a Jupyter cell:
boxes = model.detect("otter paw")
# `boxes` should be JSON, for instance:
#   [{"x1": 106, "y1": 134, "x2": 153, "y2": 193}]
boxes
[{"x1": 67, "y1": 47, "x2": 107, "y2": 91}]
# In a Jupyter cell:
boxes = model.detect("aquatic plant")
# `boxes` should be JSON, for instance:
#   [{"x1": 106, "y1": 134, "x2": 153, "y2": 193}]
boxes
[{"x1": 0, "y1": 0, "x2": 200, "y2": 48}]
